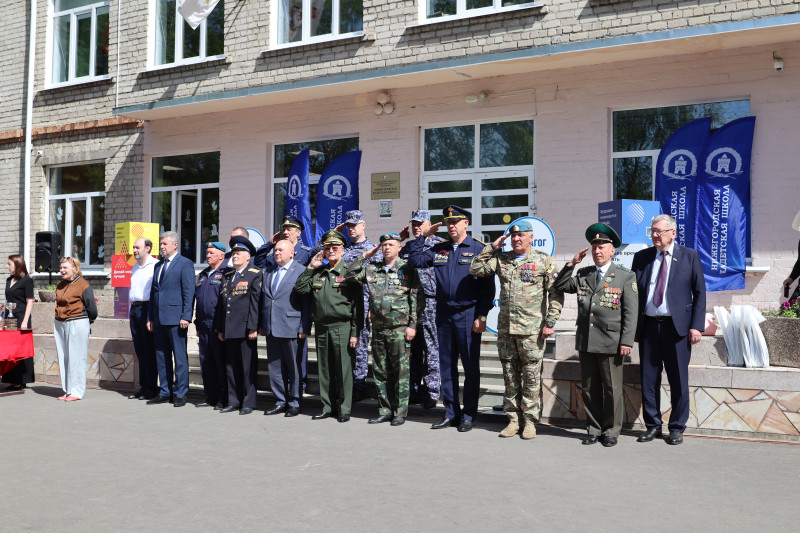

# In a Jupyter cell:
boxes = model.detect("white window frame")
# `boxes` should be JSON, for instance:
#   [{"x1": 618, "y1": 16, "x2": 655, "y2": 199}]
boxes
[
  {"x1": 418, "y1": 0, "x2": 538, "y2": 25},
  {"x1": 269, "y1": 0, "x2": 364, "y2": 50},
  {"x1": 420, "y1": 119, "x2": 535, "y2": 241},
  {"x1": 148, "y1": 0, "x2": 225, "y2": 69},
  {"x1": 46, "y1": 0, "x2": 111, "y2": 88},
  {"x1": 46, "y1": 163, "x2": 106, "y2": 269},
  {"x1": 609, "y1": 149, "x2": 660, "y2": 201}
]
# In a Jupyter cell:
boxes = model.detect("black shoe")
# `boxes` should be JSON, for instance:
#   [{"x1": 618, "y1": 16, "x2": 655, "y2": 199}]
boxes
[
  {"x1": 220, "y1": 406, "x2": 238, "y2": 413},
  {"x1": 239, "y1": 407, "x2": 253, "y2": 415},
  {"x1": 195, "y1": 402, "x2": 212, "y2": 408},
  {"x1": 582, "y1": 435, "x2": 599, "y2": 445},
  {"x1": 284, "y1": 407, "x2": 300, "y2": 417},
  {"x1": 337, "y1": 414, "x2": 351, "y2": 423},
  {"x1": 214, "y1": 403, "x2": 224, "y2": 410},
  {"x1": 391, "y1": 416, "x2": 406, "y2": 426},
  {"x1": 368, "y1": 414, "x2": 393, "y2": 424},
  {"x1": 6, "y1": 384, "x2": 26, "y2": 391},
  {"x1": 146, "y1": 396, "x2": 170, "y2": 405},
  {"x1": 665, "y1": 430, "x2": 684, "y2": 445},
  {"x1": 457, "y1": 419, "x2": 473, "y2": 433},
  {"x1": 128, "y1": 389, "x2": 143, "y2": 399},
  {"x1": 422, "y1": 397, "x2": 437, "y2": 409},
  {"x1": 492, "y1": 404, "x2": 504, "y2": 412},
  {"x1": 601, "y1": 436, "x2": 618, "y2": 447},
  {"x1": 637, "y1": 427, "x2": 664, "y2": 442},
  {"x1": 265, "y1": 405, "x2": 287, "y2": 416},
  {"x1": 312, "y1": 412, "x2": 332, "y2": 420},
  {"x1": 141, "y1": 393, "x2": 158, "y2": 401},
  {"x1": 431, "y1": 418, "x2": 456, "y2": 430},
  {"x1": 173, "y1": 397, "x2": 186, "y2": 407}
]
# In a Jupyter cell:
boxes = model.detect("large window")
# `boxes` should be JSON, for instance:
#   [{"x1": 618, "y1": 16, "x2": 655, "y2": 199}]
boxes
[
  {"x1": 275, "y1": 0, "x2": 362, "y2": 46},
  {"x1": 153, "y1": 0, "x2": 224, "y2": 66},
  {"x1": 272, "y1": 137, "x2": 359, "y2": 238},
  {"x1": 48, "y1": 164, "x2": 106, "y2": 267},
  {"x1": 612, "y1": 100, "x2": 750, "y2": 200},
  {"x1": 151, "y1": 152, "x2": 220, "y2": 264},
  {"x1": 421, "y1": 120, "x2": 534, "y2": 242},
  {"x1": 424, "y1": 0, "x2": 536, "y2": 22},
  {"x1": 50, "y1": 0, "x2": 110, "y2": 85}
]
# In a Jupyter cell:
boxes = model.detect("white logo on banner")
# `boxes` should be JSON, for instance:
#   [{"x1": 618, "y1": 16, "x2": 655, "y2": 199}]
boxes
[
  {"x1": 663, "y1": 149, "x2": 698, "y2": 180},
  {"x1": 321, "y1": 175, "x2": 352, "y2": 200},
  {"x1": 705, "y1": 147, "x2": 743, "y2": 178},
  {"x1": 287, "y1": 174, "x2": 303, "y2": 200}
]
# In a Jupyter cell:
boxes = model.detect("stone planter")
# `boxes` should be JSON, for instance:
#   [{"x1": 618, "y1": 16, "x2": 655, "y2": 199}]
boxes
[
  {"x1": 760, "y1": 317, "x2": 800, "y2": 368},
  {"x1": 38, "y1": 289, "x2": 56, "y2": 302}
]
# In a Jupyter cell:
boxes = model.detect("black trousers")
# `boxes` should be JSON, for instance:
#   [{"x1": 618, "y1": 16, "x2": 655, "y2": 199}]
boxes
[
  {"x1": 225, "y1": 337, "x2": 258, "y2": 409},
  {"x1": 129, "y1": 304, "x2": 158, "y2": 395}
]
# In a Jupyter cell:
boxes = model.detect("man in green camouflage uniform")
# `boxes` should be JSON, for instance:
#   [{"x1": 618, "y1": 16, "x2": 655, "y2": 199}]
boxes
[
  {"x1": 346, "y1": 232, "x2": 423, "y2": 426},
  {"x1": 470, "y1": 220, "x2": 563, "y2": 439}
]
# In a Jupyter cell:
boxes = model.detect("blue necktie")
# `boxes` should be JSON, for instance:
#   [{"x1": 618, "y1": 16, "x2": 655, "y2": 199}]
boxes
[{"x1": 272, "y1": 267, "x2": 283, "y2": 292}]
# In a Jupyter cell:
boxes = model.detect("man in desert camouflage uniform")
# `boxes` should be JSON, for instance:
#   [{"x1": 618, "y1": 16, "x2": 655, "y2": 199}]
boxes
[
  {"x1": 346, "y1": 232, "x2": 423, "y2": 426},
  {"x1": 470, "y1": 220, "x2": 563, "y2": 439}
]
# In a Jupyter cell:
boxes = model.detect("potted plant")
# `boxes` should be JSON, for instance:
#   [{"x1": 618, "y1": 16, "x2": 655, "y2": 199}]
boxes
[
  {"x1": 38, "y1": 284, "x2": 58, "y2": 303},
  {"x1": 761, "y1": 299, "x2": 800, "y2": 368}
]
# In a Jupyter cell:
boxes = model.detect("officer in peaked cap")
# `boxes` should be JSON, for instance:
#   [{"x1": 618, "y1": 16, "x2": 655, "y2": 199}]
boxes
[
  {"x1": 553, "y1": 222, "x2": 637, "y2": 447},
  {"x1": 215, "y1": 235, "x2": 263, "y2": 415},
  {"x1": 255, "y1": 215, "x2": 313, "y2": 268},
  {"x1": 405, "y1": 205, "x2": 494, "y2": 432}
]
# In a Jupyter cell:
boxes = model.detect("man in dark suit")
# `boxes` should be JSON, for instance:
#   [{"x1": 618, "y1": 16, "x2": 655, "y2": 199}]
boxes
[
  {"x1": 146, "y1": 231, "x2": 197, "y2": 407},
  {"x1": 631, "y1": 214, "x2": 706, "y2": 445},
  {"x1": 260, "y1": 240, "x2": 311, "y2": 417},
  {"x1": 216, "y1": 236, "x2": 263, "y2": 415}
]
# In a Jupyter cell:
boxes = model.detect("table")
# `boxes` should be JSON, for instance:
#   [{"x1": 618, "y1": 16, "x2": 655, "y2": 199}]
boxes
[{"x1": 0, "y1": 330, "x2": 35, "y2": 375}]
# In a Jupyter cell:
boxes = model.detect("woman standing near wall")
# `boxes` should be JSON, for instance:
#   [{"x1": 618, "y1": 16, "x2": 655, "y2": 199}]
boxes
[
  {"x1": 3, "y1": 255, "x2": 35, "y2": 390},
  {"x1": 54, "y1": 257, "x2": 97, "y2": 402}
]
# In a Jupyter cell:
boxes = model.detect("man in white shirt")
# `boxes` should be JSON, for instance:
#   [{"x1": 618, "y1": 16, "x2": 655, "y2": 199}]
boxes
[{"x1": 128, "y1": 238, "x2": 158, "y2": 400}]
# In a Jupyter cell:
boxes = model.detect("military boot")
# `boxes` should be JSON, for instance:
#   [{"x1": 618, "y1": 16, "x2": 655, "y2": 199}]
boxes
[
  {"x1": 499, "y1": 414, "x2": 520, "y2": 438},
  {"x1": 521, "y1": 420, "x2": 537, "y2": 440}
]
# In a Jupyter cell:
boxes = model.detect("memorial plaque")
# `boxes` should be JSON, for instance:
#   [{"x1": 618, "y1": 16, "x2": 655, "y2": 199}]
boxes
[{"x1": 371, "y1": 172, "x2": 401, "y2": 199}]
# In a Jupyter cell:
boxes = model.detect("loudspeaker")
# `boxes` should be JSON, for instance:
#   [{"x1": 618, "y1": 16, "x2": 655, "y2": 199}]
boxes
[{"x1": 35, "y1": 231, "x2": 63, "y2": 272}]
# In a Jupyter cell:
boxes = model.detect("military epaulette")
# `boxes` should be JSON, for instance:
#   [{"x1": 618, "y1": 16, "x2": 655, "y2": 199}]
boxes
[
  {"x1": 577, "y1": 266, "x2": 596, "y2": 276},
  {"x1": 615, "y1": 264, "x2": 631, "y2": 272},
  {"x1": 223, "y1": 269, "x2": 236, "y2": 277},
  {"x1": 247, "y1": 267, "x2": 261, "y2": 273},
  {"x1": 299, "y1": 245, "x2": 312, "y2": 252},
  {"x1": 474, "y1": 237, "x2": 486, "y2": 245}
]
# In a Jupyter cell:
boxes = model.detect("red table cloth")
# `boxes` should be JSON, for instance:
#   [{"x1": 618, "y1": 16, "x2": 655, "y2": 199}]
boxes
[{"x1": 0, "y1": 330, "x2": 35, "y2": 375}]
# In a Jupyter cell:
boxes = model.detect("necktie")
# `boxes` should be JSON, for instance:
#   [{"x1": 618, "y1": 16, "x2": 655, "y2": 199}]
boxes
[
  {"x1": 595, "y1": 268, "x2": 602, "y2": 285},
  {"x1": 159, "y1": 258, "x2": 170, "y2": 283},
  {"x1": 652, "y1": 251, "x2": 668, "y2": 307},
  {"x1": 272, "y1": 267, "x2": 283, "y2": 292}
]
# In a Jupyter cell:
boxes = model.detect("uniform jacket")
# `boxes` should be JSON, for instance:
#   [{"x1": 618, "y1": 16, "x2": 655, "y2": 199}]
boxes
[
  {"x1": 630, "y1": 244, "x2": 706, "y2": 338},
  {"x1": 214, "y1": 266, "x2": 263, "y2": 339},
  {"x1": 294, "y1": 261, "x2": 362, "y2": 336},
  {"x1": 405, "y1": 234, "x2": 494, "y2": 316},
  {"x1": 254, "y1": 241, "x2": 312, "y2": 270},
  {"x1": 194, "y1": 265, "x2": 230, "y2": 330},
  {"x1": 260, "y1": 260, "x2": 311, "y2": 338},
  {"x1": 400, "y1": 235, "x2": 445, "y2": 297},
  {"x1": 148, "y1": 253, "x2": 196, "y2": 326},
  {"x1": 345, "y1": 256, "x2": 424, "y2": 329},
  {"x1": 554, "y1": 261, "x2": 638, "y2": 354},
  {"x1": 470, "y1": 245, "x2": 564, "y2": 336}
]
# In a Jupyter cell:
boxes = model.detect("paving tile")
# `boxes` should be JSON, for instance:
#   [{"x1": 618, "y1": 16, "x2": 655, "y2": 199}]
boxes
[
  {"x1": 694, "y1": 388, "x2": 719, "y2": 424},
  {"x1": 767, "y1": 391, "x2": 800, "y2": 413},
  {"x1": 728, "y1": 399, "x2": 773, "y2": 431},
  {"x1": 728, "y1": 389, "x2": 761, "y2": 402},
  {"x1": 700, "y1": 403, "x2": 752, "y2": 432},
  {"x1": 706, "y1": 387, "x2": 736, "y2": 405},
  {"x1": 757, "y1": 403, "x2": 800, "y2": 436}
]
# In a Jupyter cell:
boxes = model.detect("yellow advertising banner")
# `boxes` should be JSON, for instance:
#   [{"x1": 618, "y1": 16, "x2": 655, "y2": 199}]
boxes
[{"x1": 115, "y1": 222, "x2": 160, "y2": 255}]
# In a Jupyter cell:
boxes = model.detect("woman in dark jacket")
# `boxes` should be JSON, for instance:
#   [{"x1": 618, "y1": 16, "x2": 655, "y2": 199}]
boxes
[
  {"x1": 54, "y1": 257, "x2": 98, "y2": 401},
  {"x1": 3, "y1": 254, "x2": 35, "y2": 389}
]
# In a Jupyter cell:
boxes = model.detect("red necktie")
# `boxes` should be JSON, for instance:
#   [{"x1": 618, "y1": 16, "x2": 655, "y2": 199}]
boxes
[{"x1": 652, "y1": 251, "x2": 668, "y2": 307}]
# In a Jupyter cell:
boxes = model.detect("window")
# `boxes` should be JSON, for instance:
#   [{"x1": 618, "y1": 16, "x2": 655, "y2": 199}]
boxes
[
  {"x1": 424, "y1": 0, "x2": 536, "y2": 22},
  {"x1": 153, "y1": 0, "x2": 224, "y2": 66},
  {"x1": 51, "y1": 0, "x2": 110, "y2": 85},
  {"x1": 151, "y1": 152, "x2": 220, "y2": 264},
  {"x1": 421, "y1": 120, "x2": 534, "y2": 242},
  {"x1": 612, "y1": 100, "x2": 750, "y2": 201},
  {"x1": 48, "y1": 163, "x2": 106, "y2": 267},
  {"x1": 272, "y1": 137, "x2": 359, "y2": 235},
  {"x1": 274, "y1": 0, "x2": 362, "y2": 46}
]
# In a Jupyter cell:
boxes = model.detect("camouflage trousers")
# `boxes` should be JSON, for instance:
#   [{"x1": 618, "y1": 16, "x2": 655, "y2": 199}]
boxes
[
  {"x1": 371, "y1": 326, "x2": 411, "y2": 417},
  {"x1": 409, "y1": 298, "x2": 440, "y2": 400},
  {"x1": 497, "y1": 332, "x2": 545, "y2": 424},
  {"x1": 353, "y1": 293, "x2": 370, "y2": 386}
]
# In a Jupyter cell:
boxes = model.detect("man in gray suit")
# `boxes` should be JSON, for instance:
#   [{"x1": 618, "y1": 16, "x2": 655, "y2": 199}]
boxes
[{"x1": 260, "y1": 240, "x2": 311, "y2": 417}]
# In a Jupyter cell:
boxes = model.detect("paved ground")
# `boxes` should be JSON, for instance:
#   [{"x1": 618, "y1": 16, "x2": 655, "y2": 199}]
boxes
[{"x1": 1, "y1": 383, "x2": 798, "y2": 532}]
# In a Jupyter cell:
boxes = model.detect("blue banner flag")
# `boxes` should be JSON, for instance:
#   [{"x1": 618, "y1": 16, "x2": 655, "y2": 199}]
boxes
[
  {"x1": 284, "y1": 149, "x2": 314, "y2": 247},
  {"x1": 654, "y1": 117, "x2": 711, "y2": 249},
  {"x1": 315, "y1": 151, "x2": 361, "y2": 243},
  {"x1": 695, "y1": 116, "x2": 756, "y2": 291}
]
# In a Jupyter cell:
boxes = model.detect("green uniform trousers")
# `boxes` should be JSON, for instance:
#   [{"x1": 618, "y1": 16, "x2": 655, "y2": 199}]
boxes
[
  {"x1": 579, "y1": 351, "x2": 624, "y2": 437},
  {"x1": 316, "y1": 322, "x2": 355, "y2": 415},
  {"x1": 497, "y1": 333, "x2": 544, "y2": 424},
  {"x1": 372, "y1": 327, "x2": 411, "y2": 417}
]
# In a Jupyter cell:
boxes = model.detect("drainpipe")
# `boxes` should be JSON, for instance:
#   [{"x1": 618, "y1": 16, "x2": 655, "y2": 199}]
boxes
[{"x1": 23, "y1": 0, "x2": 37, "y2": 268}]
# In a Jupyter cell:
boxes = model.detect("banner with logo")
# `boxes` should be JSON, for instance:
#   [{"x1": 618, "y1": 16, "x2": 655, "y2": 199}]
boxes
[
  {"x1": 695, "y1": 116, "x2": 756, "y2": 291},
  {"x1": 284, "y1": 149, "x2": 313, "y2": 247},
  {"x1": 315, "y1": 151, "x2": 361, "y2": 243},
  {"x1": 654, "y1": 117, "x2": 711, "y2": 249}
]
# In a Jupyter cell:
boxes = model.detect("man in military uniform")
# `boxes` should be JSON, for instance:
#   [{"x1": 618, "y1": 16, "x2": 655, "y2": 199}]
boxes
[
  {"x1": 194, "y1": 241, "x2": 230, "y2": 409},
  {"x1": 470, "y1": 220, "x2": 564, "y2": 439},
  {"x1": 295, "y1": 231, "x2": 362, "y2": 423},
  {"x1": 216, "y1": 236, "x2": 263, "y2": 415},
  {"x1": 406, "y1": 206, "x2": 494, "y2": 432},
  {"x1": 346, "y1": 232, "x2": 423, "y2": 426},
  {"x1": 399, "y1": 210, "x2": 444, "y2": 409},
  {"x1": 254, "y1": 215, "x2": 313, "y2": 269},
  {"x1": 554, "y1": 223, "x2": 638, "y2": 447}
]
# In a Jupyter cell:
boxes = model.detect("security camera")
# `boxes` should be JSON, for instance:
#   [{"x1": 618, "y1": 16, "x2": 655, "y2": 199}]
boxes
[{"x1": 774, "y1": 59, "x2": 784, "y2": 72}]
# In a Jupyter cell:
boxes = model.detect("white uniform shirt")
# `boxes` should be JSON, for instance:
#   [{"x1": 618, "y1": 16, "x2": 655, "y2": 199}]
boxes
[
  {"x1": 644, "y1": 242, "x2": 675, "y2": 317},
  {"x1": 130, "y1": 255, "x2": 158, "y2": 302}
]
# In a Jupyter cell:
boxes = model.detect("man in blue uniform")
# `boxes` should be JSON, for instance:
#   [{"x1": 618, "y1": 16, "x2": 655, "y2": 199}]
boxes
[
  {"x1": 406, "y1": 206, "x2": 494, "y2": 432},
  {"x1": 194, "y1": 241, "x2": 230, "y2": 409},
  {"x1": 254, "y1": 215, "x2": 312, "y2": 269}
]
